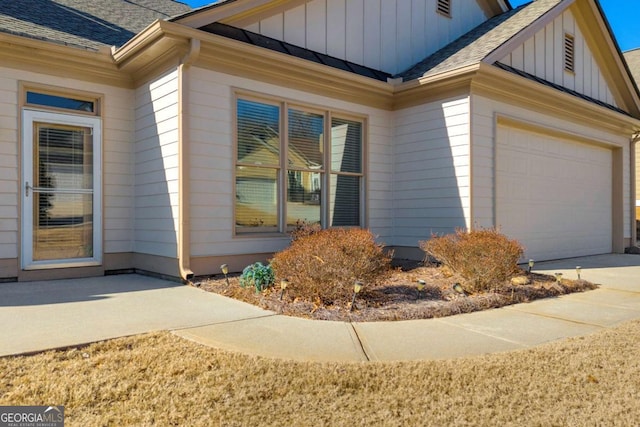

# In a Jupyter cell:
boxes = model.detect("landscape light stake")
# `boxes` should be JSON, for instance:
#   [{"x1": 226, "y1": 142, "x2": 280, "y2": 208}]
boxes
[
  {"x1": 351, "y1": 281, "x2": 363, "y2": 312},
  {"x1": 453, "y1": 283, "x2": 465, "y2": 296},
  {"x1": 416, "y1": 279, "x2": 426, "y2": 299},
  {"x1": 576, "y1": 266, "x2": 582, "y2": 280},
  {"x1": 555, "y1": 272, "x2": 563, "y2": 284},
  {"x1": 528, "y1": 259, "x2": 535, "y2": 273},
  {"x1": 279, "y1": 278, "x2": 289, "y2": 301},
  {"x1": 221, "y1": 264, "x2": 229, "y2": 286}
]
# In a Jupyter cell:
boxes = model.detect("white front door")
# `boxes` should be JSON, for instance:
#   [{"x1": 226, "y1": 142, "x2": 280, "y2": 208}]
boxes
[{"x1": 22, "y1": 110, "x2": 102, "y2": 269}]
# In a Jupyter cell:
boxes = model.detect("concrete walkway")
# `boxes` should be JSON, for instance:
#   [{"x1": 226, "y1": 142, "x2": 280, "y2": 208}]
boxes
[{"x1": 1, "y1": 254, "x2": 639, "y2": 361}]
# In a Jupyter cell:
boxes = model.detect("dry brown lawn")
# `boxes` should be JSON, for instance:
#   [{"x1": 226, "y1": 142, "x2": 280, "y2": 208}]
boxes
[{"x1": 2, "y1": 321, "x2": 640, "y2": 426}]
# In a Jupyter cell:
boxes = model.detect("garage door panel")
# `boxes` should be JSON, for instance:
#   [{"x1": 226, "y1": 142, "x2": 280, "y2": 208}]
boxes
[{"x1": 497, "y1": 126, "x2": 612, "y2": 261}]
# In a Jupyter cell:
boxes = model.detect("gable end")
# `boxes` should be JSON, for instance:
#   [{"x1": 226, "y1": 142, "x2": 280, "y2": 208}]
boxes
[{"x1": 489, "y1": 0, "x2": 640, "y2": 118}]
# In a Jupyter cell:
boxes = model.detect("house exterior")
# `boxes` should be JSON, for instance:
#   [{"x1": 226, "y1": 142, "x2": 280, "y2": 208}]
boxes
[
  {"x1": 623, "y1": 48, "x2": 640, "y2": 226},
  {"x1": 0, "y1": 0, "x2": 638, "y2": 282}
]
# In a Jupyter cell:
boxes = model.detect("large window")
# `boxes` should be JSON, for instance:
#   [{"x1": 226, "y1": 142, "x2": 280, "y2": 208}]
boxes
[{"x1": 235, "y1": 96, "x2": 364, "y2": 234}]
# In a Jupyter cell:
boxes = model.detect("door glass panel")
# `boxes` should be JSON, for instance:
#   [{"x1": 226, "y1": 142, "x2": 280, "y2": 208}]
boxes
[{"x1": 33, "y1": 124, "x2": 93, "y2": 261}]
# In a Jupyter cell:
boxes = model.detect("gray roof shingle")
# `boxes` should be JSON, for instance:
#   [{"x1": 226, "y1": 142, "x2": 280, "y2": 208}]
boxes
[
  {"x1": 397, "y1": 0, "x2": 562, "y2": 80},
  {"x1": 0, "y1": 0, "x2": 191, "y2": 50}
]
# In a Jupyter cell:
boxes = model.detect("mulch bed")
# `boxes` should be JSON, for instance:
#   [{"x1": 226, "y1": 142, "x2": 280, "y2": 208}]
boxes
[{"x1": 192, "y1": 260, "x2": 597, "y2": 322}]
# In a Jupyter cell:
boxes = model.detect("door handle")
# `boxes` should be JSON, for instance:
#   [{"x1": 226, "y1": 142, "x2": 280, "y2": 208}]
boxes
[{"x1": 25, "y1": 182, "x2": 31, "y2": 197}]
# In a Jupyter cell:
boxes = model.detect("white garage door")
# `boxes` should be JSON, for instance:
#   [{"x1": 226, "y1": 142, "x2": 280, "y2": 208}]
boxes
[{"x1": 496, "y1": 126, "x2": 612, "y2": 261}]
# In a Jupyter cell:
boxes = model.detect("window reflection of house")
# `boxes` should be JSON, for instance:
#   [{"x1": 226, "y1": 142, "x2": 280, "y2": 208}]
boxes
[
  {"x1": 236, "y1": 102, "x2": 363, "y2": 233},
  {"x1": 287, "y1": 135, "x2": 322, "y2": 205}
]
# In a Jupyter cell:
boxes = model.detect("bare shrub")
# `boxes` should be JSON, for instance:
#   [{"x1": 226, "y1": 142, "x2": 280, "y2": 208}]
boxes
[
  {"x1": 271, "y1": 228, "x2": 392, "y2": 305},
  {"x1": 291, "y1": 219, "x2": 322, "y2": 241},
  {"x1": 420, "y1": 228, "x2": 523, "y2": 293}
]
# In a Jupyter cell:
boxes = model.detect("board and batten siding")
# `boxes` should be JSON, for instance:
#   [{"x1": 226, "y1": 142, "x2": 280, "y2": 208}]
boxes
[
  {"x1": 243, "y1": 0, "x2": 490, "y2": 75},
  {"x1": 392, "y1": 96, "x2": 471, "y2": 248},
  {"x1": 470, "y1": 93, "x2": 631, "y2": 239},
  {"x1": 0, "y1": 67, "x2": 135, "y2": 277},
  {"x1": 134, "y1": 69, "x2": 181, "y2": 258},
  {"x1": 498, "y1": 9, "x2": 617, "y2": 107},
  {"x1": 187, "y1": 67, "x2": 394, "y2": 259}
]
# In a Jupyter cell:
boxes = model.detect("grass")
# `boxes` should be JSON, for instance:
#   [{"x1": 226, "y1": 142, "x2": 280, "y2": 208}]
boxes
[{"x1": 2, "y1": 321, "x2": 640, "y2": 426}]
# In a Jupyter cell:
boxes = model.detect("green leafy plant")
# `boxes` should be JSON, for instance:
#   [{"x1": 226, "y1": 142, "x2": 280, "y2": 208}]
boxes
[
  {"x1": 420, "y1": 227, "x2": 524, "y2": 293},
  {"x1": 271, "y1": 228, "x2": 392, "y2": 305},
  {"x1": 239, "y1": 262, "x2": 275, "y2": 293}
]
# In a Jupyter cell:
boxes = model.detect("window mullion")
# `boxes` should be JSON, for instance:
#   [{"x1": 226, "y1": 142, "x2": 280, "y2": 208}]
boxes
[
  {"x1": 280, "y1": 102, "x2": 288, "y2": 233},
  {"x1": 324, "y1": 111, "x2": 332, "y2": 228},
  {"x1": 331, "y1": 171, "x2": 363, "y2": 178},
  {"x1": 361, "y1": 119, "x2": 367, "y2": 228}
]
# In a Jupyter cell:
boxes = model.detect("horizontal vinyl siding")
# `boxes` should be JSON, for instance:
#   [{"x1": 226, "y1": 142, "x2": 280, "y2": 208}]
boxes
[
  {"x1": 0, "y1": 73, "x2": 18, "y2": 260},
  {"x1": 367, "y1": 114, "x2": 394, "y2": 236},
  {"x1": 393, "y1": 96, "x2": 471, "y2": 248},
  {"x1": 637, "y1": 144, "x2": 640, "y2": 206},
  {"x1": 470, "y1": 93, "x2": 631, "y2": 239},
  {"x1": 103, "y1": 89, "x2": 135, "y2": 254},
  {"x1": 245, "y1": 0, "x2": 489, "y2": 75},
  {"x1": 0, "y1": 67, "x2": 134, "y2": 267},
  {"x1": 187, "y1": 67, "x2": 393, "y2": 258},
  {"x1": 499, "y1": 9, "x2": 617, "y2": 107},
  {"x1": 134, "y1": 69, "x2": 180, "y2": 258}
]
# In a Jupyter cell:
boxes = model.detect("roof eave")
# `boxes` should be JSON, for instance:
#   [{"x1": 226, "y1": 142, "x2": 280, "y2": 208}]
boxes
[
  {"x1": 171, "y1": 0, "x2": 280, "y2": 28},
  {"x1": 475, "y1": 62, "x2": 640, "y2": 134},
  {"x1": 113, "y1": 20, "x2": 396, "y2": 108},
  {"x1": 0, "y1": 32, "x2": 131, "y2": 88},
  {"x1": 112, "y1": 20, "x2": 195, "y2": 83},
  {"x1": 392, "y1": 64, "x2": 480, "y2": 109}
]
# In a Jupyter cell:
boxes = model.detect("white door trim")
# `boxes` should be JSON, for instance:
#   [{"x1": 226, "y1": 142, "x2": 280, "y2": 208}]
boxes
[{"x1": 21, "y1": 109, "x2": 102, "y2": 270}]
